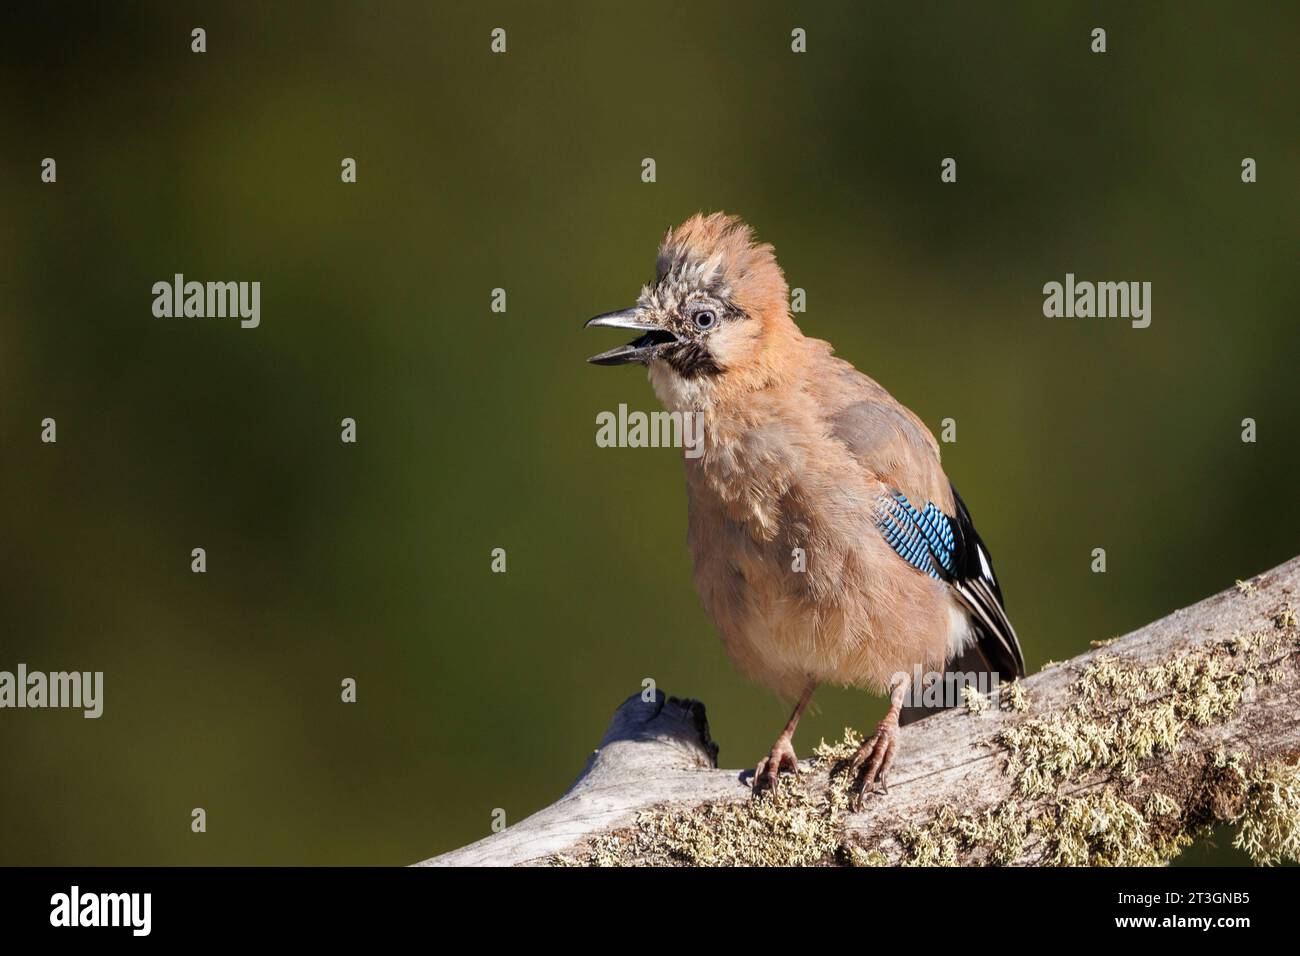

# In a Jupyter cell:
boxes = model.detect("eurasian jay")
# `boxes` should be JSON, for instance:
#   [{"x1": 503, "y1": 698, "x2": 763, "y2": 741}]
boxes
[{"x1": 586, "y1": 213, "x2": 1024, "y2": 806}]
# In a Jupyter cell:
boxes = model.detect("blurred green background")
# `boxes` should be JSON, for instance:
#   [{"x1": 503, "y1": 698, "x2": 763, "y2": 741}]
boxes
[{"x1": 0, "y1": 1, "x2": 1296, "y2": 866}]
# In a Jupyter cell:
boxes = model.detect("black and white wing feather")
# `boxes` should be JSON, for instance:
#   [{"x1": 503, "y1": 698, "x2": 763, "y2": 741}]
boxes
[
  {"x1": 873, "y1": 483, "x2": 1024, "y2": 681},
  {"x1": 945, "y1": 485, "x2": 1024, "y2": 679}
]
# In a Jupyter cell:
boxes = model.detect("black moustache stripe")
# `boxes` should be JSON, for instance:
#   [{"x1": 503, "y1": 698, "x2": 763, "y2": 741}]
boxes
[{"x1": 667, "y1": 343, "x2": 723, "y2": 378}]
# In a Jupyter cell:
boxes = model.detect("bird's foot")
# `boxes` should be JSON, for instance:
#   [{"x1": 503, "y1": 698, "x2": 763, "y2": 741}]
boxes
[
  {"x1": 847, "y1": 719, "x2": 899, "y2": 810},
  {"x1": 752, "y1": 737, "x2": 799, "y2": 797}
]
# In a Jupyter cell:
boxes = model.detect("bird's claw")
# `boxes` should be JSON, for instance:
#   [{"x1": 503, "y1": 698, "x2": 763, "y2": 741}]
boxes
[
  {"x1": 752, "y1": 738, "x2": 799, "y2": 797},
  {"x1": 847, "y1": 721, "x2": 898, "y2": 811}
]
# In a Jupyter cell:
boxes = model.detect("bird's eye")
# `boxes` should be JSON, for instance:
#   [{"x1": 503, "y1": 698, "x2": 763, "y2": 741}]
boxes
[{"x1": 693, "y1": 310, "x2": 717, "y2": 330}]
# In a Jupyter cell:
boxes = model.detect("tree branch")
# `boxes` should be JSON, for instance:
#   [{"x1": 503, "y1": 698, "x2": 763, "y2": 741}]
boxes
[{"x1": 417, "y1": 556, "x2": 1300, "y2": 867}]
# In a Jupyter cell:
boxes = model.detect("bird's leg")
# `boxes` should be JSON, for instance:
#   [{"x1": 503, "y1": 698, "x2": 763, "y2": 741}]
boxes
[
  {"x1": 848, "y1": 674, "x2": 910, "y2": 809},
  {"x1": 753, "y1": 680, "x2": 817, "y2": 796}
]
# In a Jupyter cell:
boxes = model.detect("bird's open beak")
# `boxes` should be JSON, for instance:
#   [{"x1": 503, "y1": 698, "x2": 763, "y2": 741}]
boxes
[{"x1": 584, "y1": 308, "x2": 679, "y2": 365}]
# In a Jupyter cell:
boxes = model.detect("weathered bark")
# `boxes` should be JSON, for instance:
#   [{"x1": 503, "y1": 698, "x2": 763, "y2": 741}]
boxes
[{"x1": 417, "y1": 556, "x2": 1300, "y2": 867}]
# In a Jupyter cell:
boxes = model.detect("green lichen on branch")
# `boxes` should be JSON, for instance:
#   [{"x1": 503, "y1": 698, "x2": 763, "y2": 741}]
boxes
[
  {"x1": 963, "y1": 684, "x2": 990, "y2": 714},
  {"x1": 889, "y1": 609, "x2": 1300, "y2": 866},
  {"x1": 1234, "y1": 758, "x2": 1300, "y2": 866},
  {"x1": 1034, "y1": 790, "x2": 1190, "y2": 863},
  {"x1": 1041, "y1": 789, "x2": 1191, "y2": 866},
  {"x1": 554, "y1": 728, "x2": 866, "y2": 867},
  {"x1": 996, "y1": 625, "x2": 1291, "y2": 799},
  {"x1": 887, "y1": 750, "x2": 1300, "y2": 867},
  {"x1": 554, "y1": 592, "x2": 1299, "y2": 868},
  {"x1": 1001, "y1": 680, "x2": 1031, "y2": 713},
  {"x1": 895, "y1": 800, "x2": 1030, "y2": 866},
  {"x1": 887, "y1": 781, "x2": 1191, "y2": 867}
]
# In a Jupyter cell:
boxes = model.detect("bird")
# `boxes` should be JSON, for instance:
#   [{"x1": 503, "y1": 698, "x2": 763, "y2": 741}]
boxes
[{"x1": 584, "y1": 213, "x2": 1024, "y2": 806}]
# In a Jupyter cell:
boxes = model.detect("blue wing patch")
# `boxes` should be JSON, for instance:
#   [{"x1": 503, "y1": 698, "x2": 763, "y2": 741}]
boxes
[{"x1": 875, "y1": 491, "x2": 955, "y2": 579}]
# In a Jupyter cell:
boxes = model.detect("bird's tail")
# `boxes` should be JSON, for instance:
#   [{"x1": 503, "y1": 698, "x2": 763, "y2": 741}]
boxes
[{"x1": 900, "y1": 484, "x2": 1026, "y2": 725}]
